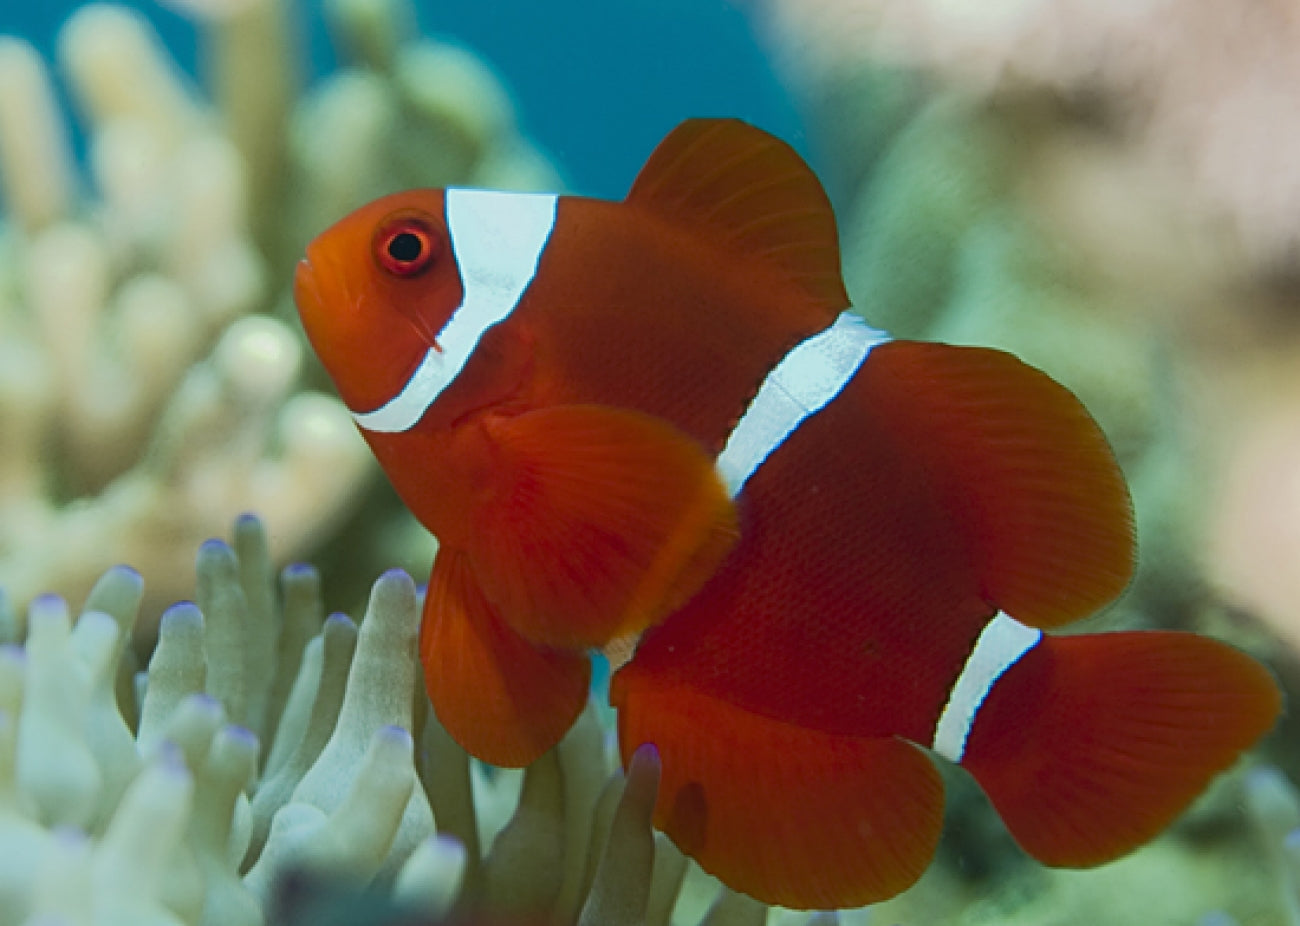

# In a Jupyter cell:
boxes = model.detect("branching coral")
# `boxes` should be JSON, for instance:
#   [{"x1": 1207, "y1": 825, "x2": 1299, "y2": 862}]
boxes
[
  {"x1": 0, "y1": 514, "x2": 815, "y2": 926},
  {"x1": 0, "y1": 6, "x2": 370, "y2": 618},
  {"x1": 0, "y1": 0, "x2": 563, "y2": 621}
]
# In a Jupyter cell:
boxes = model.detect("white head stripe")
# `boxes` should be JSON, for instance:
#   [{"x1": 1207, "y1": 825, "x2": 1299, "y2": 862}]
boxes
[
  {"x1": 931, "y1": 611, "x2": 1042, "y2": 764},
  {"x1": 353, "y1": 189, "x2": 559, "y2": 433},
  {"x1": 716, "y1": 311, "x2": 889, "y2": 496}
]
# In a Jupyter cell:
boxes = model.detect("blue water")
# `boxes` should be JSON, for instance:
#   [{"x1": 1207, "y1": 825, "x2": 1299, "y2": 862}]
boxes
[{"x1": 17, "y1": 0, "x2": 804, "y2": 200}]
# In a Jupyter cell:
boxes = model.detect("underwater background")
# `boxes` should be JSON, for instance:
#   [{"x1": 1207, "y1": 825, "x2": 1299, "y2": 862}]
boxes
[
  {"x1": 0, "y1": 1, "x2": 1297, "y2": 924},
  {"x1": 22, "y1": 0, "x2": 806, "y2": 198}
]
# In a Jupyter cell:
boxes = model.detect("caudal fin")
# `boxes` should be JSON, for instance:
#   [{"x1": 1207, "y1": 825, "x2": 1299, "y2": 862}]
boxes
[{"x1": 961, "y1": 631, "x2": 1280, "y2": 867}]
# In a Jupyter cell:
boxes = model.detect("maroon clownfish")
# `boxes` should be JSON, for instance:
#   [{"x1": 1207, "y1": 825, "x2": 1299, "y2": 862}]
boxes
[{"x1": 294, "y1": 119, "x2": 1280, "y2": 909}]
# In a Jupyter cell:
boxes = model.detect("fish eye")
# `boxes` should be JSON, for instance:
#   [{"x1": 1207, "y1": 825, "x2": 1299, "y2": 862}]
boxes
[{"x1": 374, "y1": 216, "x2": 440, "y2": 278}]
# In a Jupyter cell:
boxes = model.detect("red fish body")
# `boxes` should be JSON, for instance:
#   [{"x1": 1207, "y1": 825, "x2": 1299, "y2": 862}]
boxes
[{"x1": 295, "y1": 120, "x2": 1280, "y2": 909}]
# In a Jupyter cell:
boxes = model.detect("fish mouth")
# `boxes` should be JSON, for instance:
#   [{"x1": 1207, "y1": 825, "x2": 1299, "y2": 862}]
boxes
[{"x1": 293, "y1": 257, "x2": 321, "y2": 317}]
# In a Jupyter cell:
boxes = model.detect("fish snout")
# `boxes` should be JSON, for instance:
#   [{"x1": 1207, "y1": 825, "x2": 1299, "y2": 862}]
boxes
[{"x1": 293, "y1": 258, "x2": 321, "y2": 317}]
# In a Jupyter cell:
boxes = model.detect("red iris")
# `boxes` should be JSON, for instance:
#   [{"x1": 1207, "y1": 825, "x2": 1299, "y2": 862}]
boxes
[{"x1": 374, "y1": 217, "x2": 439, "y2": 277}]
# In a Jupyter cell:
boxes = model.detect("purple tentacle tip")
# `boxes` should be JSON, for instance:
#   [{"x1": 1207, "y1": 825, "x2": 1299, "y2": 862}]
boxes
[
  {"x1": 378, "y1": 725, "x2": 414, "y2": 748},
  {"x1": 157, "y1": 741, "x2": 188, "y2": 774},
  {"x1": 198, "y1": 538, "x2": 234, "y2": 559},
  {"x1": 189, "y1": 692, "x2": 222, "y2": 712},
  {"x1": 108, "y1": 564, "x2": 143, "y2": 582},
  {"x1": 161, "y1": 601, "x2": 203, "y2": 627},
  {"x1": 226, "y1": 725, "x2": 259, "y2": 747},
  {"x1": 324, "y1": 612, "x2": 357, "y2": 630}
]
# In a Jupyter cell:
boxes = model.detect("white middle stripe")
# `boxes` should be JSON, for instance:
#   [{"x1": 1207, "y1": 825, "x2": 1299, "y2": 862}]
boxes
[
  {"x1": 931, "y1": 611, "x2": 1042, "y2": 764},
  {"x1": 354, "y1": 189, "x2": 558, "y2": 433},
  {"x1": 716, "y1": 311, "x2": 889, "y2": 497}
]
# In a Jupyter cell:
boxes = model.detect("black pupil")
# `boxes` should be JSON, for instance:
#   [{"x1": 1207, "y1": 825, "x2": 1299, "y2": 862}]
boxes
[{"x1": 387, "y1": 231, "x2": 423, "y2": 263}]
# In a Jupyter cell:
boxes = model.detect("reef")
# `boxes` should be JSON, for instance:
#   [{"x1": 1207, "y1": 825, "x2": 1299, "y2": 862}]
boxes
[
  {"x1": 0, "y1": 0, "x2": 560, "y2": 622},
  {"x1": 0, "y1": 513, "x2": 808, "y2": 926}
]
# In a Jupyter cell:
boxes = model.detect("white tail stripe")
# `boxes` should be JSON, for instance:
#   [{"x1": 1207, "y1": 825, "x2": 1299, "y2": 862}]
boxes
[
  {"x1": 354, "y1": 189, "x2": 558, "y2": 434},
  {"x1": 717, "y1": 311, "x2": 889, "y2": 497},
  {"x1": 932, "y1": 611, "x2": 1042, "y2": 764}
]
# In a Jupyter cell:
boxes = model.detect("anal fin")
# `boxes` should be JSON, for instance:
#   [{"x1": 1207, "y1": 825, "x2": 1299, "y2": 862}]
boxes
[
  {"x1": 612, "y1": 665, "x2": 945, "y2": 909},
  {"x1": 421, "y1": 549, "x2": 590, "y2": 767}
]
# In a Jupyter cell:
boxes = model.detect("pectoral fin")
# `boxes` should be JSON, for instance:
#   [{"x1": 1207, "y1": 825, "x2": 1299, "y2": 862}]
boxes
[{"x1": 469, "y1": 404, "x2": 738, "y2": 650}]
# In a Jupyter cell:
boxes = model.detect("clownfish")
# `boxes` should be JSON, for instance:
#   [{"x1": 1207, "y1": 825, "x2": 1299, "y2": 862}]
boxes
[{"x1": 294, "y1": 119, "x2": 1281, "y2": 909}]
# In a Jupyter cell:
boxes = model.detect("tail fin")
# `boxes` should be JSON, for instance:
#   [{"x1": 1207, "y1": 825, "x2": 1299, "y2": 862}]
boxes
[{"x1": 961, "y1": 631, "x2": 1280, "y2": 867}]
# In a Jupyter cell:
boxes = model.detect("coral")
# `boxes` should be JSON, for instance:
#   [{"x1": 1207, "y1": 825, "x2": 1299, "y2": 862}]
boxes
[
  {"x1": 0, "y1": 514, "x2": 820, "y2": 926},
  {"x1": 0, "y1": 0, "x2": 563, "y2": 622},
  {"x1": 0, "y1": 6, "x2": 370, "y2": 619},
  {"x1": 759, "y1": 0, "x2": 1300, "y2": 272}
]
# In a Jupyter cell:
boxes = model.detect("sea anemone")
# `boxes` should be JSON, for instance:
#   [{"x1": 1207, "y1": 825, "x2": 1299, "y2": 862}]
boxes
[{"x1": 0, "y1": 513, "x2": 797, "y2": 926}]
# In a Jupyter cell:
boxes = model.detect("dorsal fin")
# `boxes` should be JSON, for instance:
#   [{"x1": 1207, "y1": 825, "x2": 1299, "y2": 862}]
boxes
[{"x1": 627, "y1": 118, "x2": 849, "y2": 314}]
